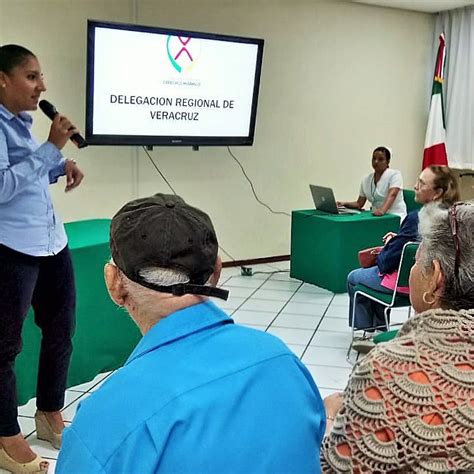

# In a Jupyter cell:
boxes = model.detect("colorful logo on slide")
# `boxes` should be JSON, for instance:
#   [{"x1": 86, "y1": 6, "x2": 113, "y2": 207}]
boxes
[{"x1": 166, "y1": 35, "x2": 201, "y2": 73}]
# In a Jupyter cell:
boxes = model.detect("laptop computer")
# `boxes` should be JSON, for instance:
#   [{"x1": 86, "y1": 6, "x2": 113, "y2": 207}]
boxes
[{"x1": 309, "y1": 184, "x2": 360, "y2": 215}]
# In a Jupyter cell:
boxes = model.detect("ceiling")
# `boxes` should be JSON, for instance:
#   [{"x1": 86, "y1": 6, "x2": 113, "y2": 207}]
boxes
[{"x1": 351, "y1": 0, "x2": 474, "y2": 13}]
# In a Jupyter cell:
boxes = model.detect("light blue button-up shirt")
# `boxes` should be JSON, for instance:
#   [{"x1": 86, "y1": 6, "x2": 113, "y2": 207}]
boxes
[
  {"x1": 0, "y1": 104, "x2": 67, "y2": 256},
  {"x1": 57, "y1": 301, "x2": 326, "y2": 473}
]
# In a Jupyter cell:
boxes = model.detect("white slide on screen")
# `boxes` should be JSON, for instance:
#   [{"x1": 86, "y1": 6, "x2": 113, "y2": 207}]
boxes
[{"x1": 92, "y1": 27, "x2": 259, "y2": 137}]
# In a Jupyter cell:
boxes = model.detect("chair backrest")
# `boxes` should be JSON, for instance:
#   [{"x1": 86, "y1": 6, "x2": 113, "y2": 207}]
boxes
[
  {"x1": 395, "y1": 242, "x2": 419, "y2": 288},
  {"x1": 403, "y1": 189, "x2": 423, "y2": 213}
]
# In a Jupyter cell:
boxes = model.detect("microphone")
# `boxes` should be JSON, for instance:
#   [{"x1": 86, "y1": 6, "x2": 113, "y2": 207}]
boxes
[{"x1": 39, "y1": 100, "x2": 88, "y2": 149}]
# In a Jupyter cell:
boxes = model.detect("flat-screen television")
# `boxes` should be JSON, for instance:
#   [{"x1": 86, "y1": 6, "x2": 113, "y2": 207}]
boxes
[{"x1": 85, "y1": 20, "x2": 264, "y2": 146}]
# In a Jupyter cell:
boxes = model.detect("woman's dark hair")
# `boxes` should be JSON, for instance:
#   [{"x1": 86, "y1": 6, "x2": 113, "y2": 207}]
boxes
[
  {"x1": 429, "y1": 165, "x2": 460, "y2": 206},
  {"x1": 373, "y1": 146, "x2": 391, "y2": 162},
  {"x1": 0, "y1": 44, "x2": 35, "y2": 74}
]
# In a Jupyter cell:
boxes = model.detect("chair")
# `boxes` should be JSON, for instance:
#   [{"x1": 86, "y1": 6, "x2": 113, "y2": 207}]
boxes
[
  {"x1": 346, "y1": 242, "x2": 419, "y2": 363},
  {"x1": 403, "y1": 189, "x2": 423, "y2": 213}
]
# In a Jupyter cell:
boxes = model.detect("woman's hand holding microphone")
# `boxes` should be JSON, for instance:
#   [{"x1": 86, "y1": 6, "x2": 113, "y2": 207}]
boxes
[
  {"x1": 47, "y1": 114, "x2": 84, "y2": 192},
  {"x1": 47, "y1": 114, "x2": 79, "y2": 150}
]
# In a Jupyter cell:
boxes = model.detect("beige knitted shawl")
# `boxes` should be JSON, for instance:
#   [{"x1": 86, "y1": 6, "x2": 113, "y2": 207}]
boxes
[{"x1": 321, "y1": 309, "x2": 474, "y2": 473}]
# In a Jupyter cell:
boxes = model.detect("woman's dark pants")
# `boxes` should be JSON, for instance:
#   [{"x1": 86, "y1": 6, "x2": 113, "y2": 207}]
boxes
[{"x1": 0, "y1": 244, "x2": 75, "y2": 436}]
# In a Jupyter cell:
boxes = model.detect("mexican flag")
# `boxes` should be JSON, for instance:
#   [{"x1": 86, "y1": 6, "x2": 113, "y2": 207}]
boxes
[{"x1": 422, "y1": 33, "x2": 448, "y2": 169}]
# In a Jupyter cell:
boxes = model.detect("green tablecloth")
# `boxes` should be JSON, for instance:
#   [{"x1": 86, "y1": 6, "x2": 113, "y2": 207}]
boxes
[
  {"x1": 15, "y1": 219, "x2": 141, "y2": 405},
  {"x1": 290, "y1": 210, "x2": 400, "y2": 293}
]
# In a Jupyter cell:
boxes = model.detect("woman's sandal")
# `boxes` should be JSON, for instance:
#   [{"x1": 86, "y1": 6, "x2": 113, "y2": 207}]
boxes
[
  {"x1": 0, "y1": 448, "x2": 49, "y2": 473},
  {"x1": 34, "y1": 412, "x2": 62, "y2": 450}
]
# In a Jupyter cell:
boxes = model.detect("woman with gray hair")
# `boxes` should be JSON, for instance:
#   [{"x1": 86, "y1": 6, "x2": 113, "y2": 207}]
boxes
[{"x1": 321, "y1": 201, "x2": 474, "y2": 473}]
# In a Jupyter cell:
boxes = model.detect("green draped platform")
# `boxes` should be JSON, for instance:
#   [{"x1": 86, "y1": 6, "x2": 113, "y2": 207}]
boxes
[
  {"x1": 15, "y1": 219, "x2": 141, "y2": 406},
  {"x1": 290, "y1": 210, "x2": 401, "y2": 293}
]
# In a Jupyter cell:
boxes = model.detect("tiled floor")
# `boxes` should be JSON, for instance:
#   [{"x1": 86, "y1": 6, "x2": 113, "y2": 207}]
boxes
[{"x1": 5, "y1": 262, "x2": 411, "y2": 473}]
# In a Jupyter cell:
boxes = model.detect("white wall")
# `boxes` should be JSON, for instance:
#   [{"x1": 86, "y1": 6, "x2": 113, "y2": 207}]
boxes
[{"x1": 0, "y1": 0, "x2": 434, "y2": 262}]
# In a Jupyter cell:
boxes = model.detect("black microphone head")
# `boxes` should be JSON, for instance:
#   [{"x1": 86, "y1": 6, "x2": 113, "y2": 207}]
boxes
[{"x1": 38, "y1": 100, "x2": 57, "y2": 120}]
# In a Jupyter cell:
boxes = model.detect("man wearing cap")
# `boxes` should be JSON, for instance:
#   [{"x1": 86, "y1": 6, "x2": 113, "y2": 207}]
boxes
[{"x1": 57, "y1": 194, "x2": 326, "y2": 473}]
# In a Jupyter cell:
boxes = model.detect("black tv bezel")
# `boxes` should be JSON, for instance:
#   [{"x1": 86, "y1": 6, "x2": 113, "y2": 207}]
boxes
[{"x1": 85, "y1": 20, "x2": 264, "y2": 147}]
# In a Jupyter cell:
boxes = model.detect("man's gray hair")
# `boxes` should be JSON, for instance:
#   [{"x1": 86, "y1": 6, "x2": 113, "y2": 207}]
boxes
[
  {"x1": 418, "y1": 201, "x2": 474, "y2": 310},
  {"x1": 139, "y1": 267, "x2": 189, "y2": 286},
  {"x1": 111, "y1": 260, "x2": 214, "y2": 308}
]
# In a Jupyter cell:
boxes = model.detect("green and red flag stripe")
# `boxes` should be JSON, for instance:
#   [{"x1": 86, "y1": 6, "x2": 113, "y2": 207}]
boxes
[{"x1": 422, "y1": 33, "x2": 448, "y2": 169}]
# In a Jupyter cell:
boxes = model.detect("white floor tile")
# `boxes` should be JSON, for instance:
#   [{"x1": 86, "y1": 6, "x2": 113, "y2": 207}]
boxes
[
  {"x1": 331, "y1": 293, "x2": 350, "y2": 306},
  {"x1": 318, "y1": 317, "x2": 351, "y2": 333},
  {"x1": 390, "y1": 308, "x2": 411, "y2": 325},
  {"x1": 239, "y1": 298, "x2": 286, "y2": 313},
  {"x1": 252, "y1": 288, "x2": 296, "y2": 301},
  {"x1": 24, "y1": 436, "x2": 60, "y2": 460},
  {"x1": 268, "y1": 272, "x2": 300, "y2": 282},
  {"x1": 305, "y1": 364, "x2": 352, "y2": 390},
  {"x1": 260, "y1": 280, "x2": 302, "y2": 291},
  {"x1": 62, "y1": 392, "x2": 91, "y2": 422},
  {"x1": 317, "y1": 387, "x2": 343, "y2": 399},
  {"x1": 271, "y1": 313, "x2": 322, "y2": 330},
  {"x1": 223, "y1": 276, "x2": 266, "y2": 288},
  {"x1": 310, "y1": 330, "x2": 352, "y2": 349},
  {"x1": 17, "y1": 397, "x2": 37, "y2": 418},
  {"x1": 290, "y1": 292, "x2": 333, "y2": 305},
  {"x1": 68, "y1": 371, "x2": 112, "y2": 393},
  {"x1": 391, "y1": 306, "x2": 413, "y2": 315},
  {"x1": 302, "y1": 346, "x2": 350, "y2": 368},
  {"x1": 220, "y1": 267, "x2": 243, "y2": 278},
  {"x1": 246, "y1": 273, "x2": 273, "y2": 281},
  {"x1": 325, "y1": 305, "x2": 349, "y2": 319},
  {"x1": 280, "y1": 301, "x2": 327, "y2": 316},
  {"x1": 232, "y1": 309, "x2": 276, "y2": 326},
  {"x1": 220, "y1": 286, "x2": 257, "y2": 298},
  {"x1": 297, "y1": 283, "x2": 332, "y2": 294},
  {"x1": 218, "y1": 276, "x2": 232, "y2": 287},
  {"x1": 267, "y1": 327, "x2": 314, "y2": 346},
  {"x1": 286, "y1": 344, "x2": 306, "y2": 358},
  {"x1": 240, "y1": 323, "x2": 267, "y2": 331},
  {"x1": 89, "y1": 372, "x2": 116, "y2": 392},
  {"x1": 18, "y1": 416, "x2": 36, "y2": 437},
  {"x1": 216, "y1": 296, "x2": 247, "y2": 311}
]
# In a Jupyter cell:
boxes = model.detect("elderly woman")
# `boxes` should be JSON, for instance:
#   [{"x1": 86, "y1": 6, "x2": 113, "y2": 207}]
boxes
[
  {"x1": 348, "y1": 165, "x2": 459, "y2": 346},
  {"x1": 322, "y1": 201, "x2": 474, "y2": 473}
]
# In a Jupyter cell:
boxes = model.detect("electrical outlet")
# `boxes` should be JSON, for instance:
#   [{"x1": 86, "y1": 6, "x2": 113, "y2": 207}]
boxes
[{"x1": 241, "y1": 266, "x2": 253, "y2": 276}]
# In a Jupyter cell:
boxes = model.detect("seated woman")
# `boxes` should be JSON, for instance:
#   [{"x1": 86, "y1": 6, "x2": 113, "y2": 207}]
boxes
[
  {"x1": 347, "y1": 166, "x2": 460, "y2": 342},
  {"x1": 321, "y1": 201, "x2": 474, "y2": 473},
  {"x1": 338, "y1": 146, "x2": 407, "y2": 220}
]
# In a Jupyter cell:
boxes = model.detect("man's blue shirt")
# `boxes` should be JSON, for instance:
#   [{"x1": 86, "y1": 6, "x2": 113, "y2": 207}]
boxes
[
  {"x1": 0, "y1": 105, "x2": 67, "y2": 255},
  {"x1": 57, "y1": 301, "x2": 326, "y2": 473}
]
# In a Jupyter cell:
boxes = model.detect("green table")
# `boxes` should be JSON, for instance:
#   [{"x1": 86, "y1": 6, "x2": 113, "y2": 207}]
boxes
[
  {"x1": 15, "y1": 219, "x2": 141, "y2": 405},
  {"x1": 290, "y1": 210, "x2": 401, "y2": 293}
]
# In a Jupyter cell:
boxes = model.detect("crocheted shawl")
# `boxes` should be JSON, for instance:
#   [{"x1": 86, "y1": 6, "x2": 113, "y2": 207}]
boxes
[{"x1": 321, "y1": 308, "x2": 474, "y2": 473}]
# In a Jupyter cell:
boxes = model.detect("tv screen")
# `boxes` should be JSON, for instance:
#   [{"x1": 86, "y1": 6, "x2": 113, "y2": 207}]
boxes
[{"x1": 86, "y1": 20, "x2": 264, "y2": 146}]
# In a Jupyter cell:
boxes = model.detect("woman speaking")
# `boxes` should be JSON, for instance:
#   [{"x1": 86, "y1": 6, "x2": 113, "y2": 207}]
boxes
[
  {"x1": 0, "y1": 44, "x2": 84, "y2": 473},
  {"x1": 338, "y1": 146, "x2": 407, "y2": 220}
]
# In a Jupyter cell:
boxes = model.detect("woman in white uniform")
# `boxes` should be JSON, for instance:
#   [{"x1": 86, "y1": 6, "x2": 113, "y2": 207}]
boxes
[{"x1": 338, "y1": 146, "x2": 406, "y2": 220}]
